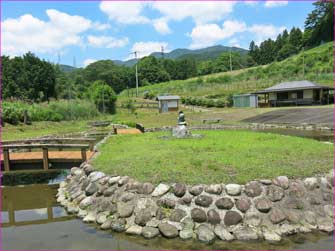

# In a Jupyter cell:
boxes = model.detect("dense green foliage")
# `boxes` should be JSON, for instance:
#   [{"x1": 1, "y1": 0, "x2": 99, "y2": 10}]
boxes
[
  {"x1": 93, "y1": 131, "x2": 333, "y2": 184},
  {"x1": 249, "y1": 1, "x2": 333, "y2": 65},
  {"x1": 2, "y1": 100, "x2": 100, "y2": 124},
  {"x1": 2, "y1": 0, "x2": 332, "y2": 112},
  {"x1": 2, "y1": 53, "x2": 56, "y2": 101},
  {"x1": 304, "y1": 1, "x2": 333, "y2": 46},
  {"x1": 86, "y1": 80, "x2": 117, "y2": 113},
  {"x1": 181, "y1": 95, "x2": 232, "y2": 108},
  {"x1": 120, "y1": 42, "x2": 333, "y2": 105}
]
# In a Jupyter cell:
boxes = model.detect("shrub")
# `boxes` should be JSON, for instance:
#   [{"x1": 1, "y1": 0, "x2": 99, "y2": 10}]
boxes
[
  {"x1": 2, "y1": 101, "x2": 26, "y2": 124},
  {"x1": 87, "y1": 80, "x2": 117, "y2": 114},
  {"x1": 2, "y1": 100, "x2": 100, "y2": 125}
]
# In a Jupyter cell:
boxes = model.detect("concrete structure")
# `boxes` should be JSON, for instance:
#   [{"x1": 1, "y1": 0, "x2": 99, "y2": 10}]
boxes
[
  {"x1": 156, "y1": 95, "x2": 180, "y2": 113},
  {"x1": 233, "y1": 94, "x2": 258, "y2": 108},
  {"x1": 254, "y1": 80, "x2": 333, "y2": 107}
]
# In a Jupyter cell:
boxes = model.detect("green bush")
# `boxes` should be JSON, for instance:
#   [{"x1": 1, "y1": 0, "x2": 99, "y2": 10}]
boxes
[
  {"x1": 2, "y1": 101, "x2": 27, "y2": 124},
  {"x1": 3, "y1": 100, "x2": 100, "y2": 125},
  {"x1": 87, "y1": 80, "x2": 117, "y2": 114}
]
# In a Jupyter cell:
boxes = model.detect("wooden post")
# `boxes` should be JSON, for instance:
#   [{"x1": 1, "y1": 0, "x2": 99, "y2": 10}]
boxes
[
  {"x1": 42, "y1": 147, "x2": 49, "y2": 170},
  {"x1": 3, "y1": 149, "x2": 10, "y2": 171},
  {"x1": 8, "y1": 202, "x2": 15, "y2": 226},
  {"x1": 81, "y1": 148, "x2": 87, "y2": 162},
  {"x1": 89, "y1": 142, "x2": 94, "y2": 151}
]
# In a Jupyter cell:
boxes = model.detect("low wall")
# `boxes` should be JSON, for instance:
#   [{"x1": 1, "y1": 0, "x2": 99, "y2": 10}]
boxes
[
  {"x1": 57, "y1": 164, "x2": 334, "y2": 244},
  {"x1": 145, "y1": 123, "x2": 333, "y2": 133}
]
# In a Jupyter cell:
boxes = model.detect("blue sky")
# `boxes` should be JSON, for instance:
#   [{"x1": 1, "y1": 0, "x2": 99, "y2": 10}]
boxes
[{"x1": 2, "y1": 1, "x2": 315, "y2": 67}]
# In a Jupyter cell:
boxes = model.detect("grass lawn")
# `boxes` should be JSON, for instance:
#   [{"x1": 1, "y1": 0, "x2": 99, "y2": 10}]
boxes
[
  {"x1": 1, "y1": 120, "x2": 93, "y2": 141},
  {"x1": 93, "y1": 130, "x2": 333, "y2": 184},
  {"x1": 1, "y1": 107, "x2": 265, "y2": 140},
  {"x1": 4, "y1": 105, "x2": 333, "y2": 141}
]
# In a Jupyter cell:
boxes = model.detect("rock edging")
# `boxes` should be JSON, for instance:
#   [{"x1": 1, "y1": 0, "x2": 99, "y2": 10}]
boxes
[
  {"x1": 145, "y1": 123, "x2": 333, "y2": 133},
  {"x1": 57, "y1": 165, "x2": 334, "y2": 244}
]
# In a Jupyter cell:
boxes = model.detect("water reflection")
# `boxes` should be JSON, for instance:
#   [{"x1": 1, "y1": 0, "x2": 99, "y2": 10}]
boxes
[
  {"x1": 249, "y1": 128, "x2": 334, "y2": 143},
  {"x1": 1, "y1": 184, "x2": 333, "y2": 250},
  {"x1": 1, "y1": 184, "x2": 74, "y2": 228}
]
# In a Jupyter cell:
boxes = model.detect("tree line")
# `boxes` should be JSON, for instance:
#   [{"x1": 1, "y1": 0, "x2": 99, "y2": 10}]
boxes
[
  {"x1": 248, "y1": 1, "x2": 333, "y2": 65},
  {"x1": 2, "y1": 0, "x2": 333, "y2": 104}
]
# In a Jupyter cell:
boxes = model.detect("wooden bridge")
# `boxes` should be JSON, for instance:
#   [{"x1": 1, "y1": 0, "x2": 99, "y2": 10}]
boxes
[{"x1": 1, "y1": 138, "x2": 96, "y2": 172}]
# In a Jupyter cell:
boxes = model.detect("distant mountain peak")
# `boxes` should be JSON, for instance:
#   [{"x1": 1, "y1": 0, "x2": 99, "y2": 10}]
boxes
[{"x1": 113, "y1": 45, "x2": 248, "y2": 67}]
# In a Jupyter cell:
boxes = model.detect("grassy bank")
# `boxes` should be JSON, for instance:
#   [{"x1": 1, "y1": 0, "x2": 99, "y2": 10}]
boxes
[
  {"x1": 119, "y1": 42, "x2": 333, "y2": 99},
  {"x1": 4, "y1": 105, "x2": 333, "y2": 141},
  {"x1": 93, "y1": 130, "x2": 333, "y2": 184},
  {"x1": 1, "y1": 120, "x2": 93, "y2": 141}
]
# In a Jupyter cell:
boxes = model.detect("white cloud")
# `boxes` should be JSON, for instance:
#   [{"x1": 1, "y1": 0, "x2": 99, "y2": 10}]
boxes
[
  {"x1": 127, "y1": 41, "x2": 170, "y2": 60},
  {"x1": 189, "y1": 20, "x2": 247, "y2": 49},
  {"x1": 264, "y1": 1, "x2": 288, "y2": 8},
  {"x1": 249, "y1": 24, "x2": 286, "y2": 44},
  {"x1": 92, "y1": 22, "x2": 111, "y2": 31},
  {"x1": 228, "y1": 38, "x2": 241, "y2": 48},
  {"x1": 152, "y1": 1, "x2": 235, "y2": 25},
  {"x1": 99, "y1": 1, "x2": 149, "y2": 24},
  {"x1": 99, "y1": 1, "x2": 235, "y2": 34},
  {"x1": 153, "y1": 18, "x2": 171, "y2": 35},
  {"x1": 189, "y1": 20, "x2": 286, "y2": 49},
  {"x1": 244, "y1": 1, "x2": 259, "y2": 6},
  {"x1": 83, "y1": 58, "x2": 98, "y2": 67},
  {"x1": 2, "y1": 9, "x2": 101, "y2": 56},
  {"x1": 87, "y1": 35, "x2": 128, "y2": 48}
]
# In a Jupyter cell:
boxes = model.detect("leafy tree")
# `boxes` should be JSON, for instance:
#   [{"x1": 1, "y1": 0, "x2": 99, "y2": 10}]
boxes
[
  {"x1": 2, "y1": 52, "x2": 56, "y2": 101},
  {"x1": 174, "y1": 58, "x2": 198, "y2": 79},
  {"x1": 138, "y1": 56, "x2": 170, "y2": 84},
  {"x1": 198, "y1": 60, "x2": 215, "y2": 75},
  {"x1": 277, "y1": 43, "x2": 298, "y2": 61},
  {"x1": 289, "y1": 27, "x2": 303, "y2": 50},
  {"x1": 304, "y1": 1, "x2": 334, "y2": 46},
  {"x1": 82, "y1": 60, "x2": 131, "y2": 93},
  {"x1": 282, "y1": 29, "x2": 290, "y2": 43},
  {"x1": 87, "y1": 80, "x2": 117, "y2": 114}
]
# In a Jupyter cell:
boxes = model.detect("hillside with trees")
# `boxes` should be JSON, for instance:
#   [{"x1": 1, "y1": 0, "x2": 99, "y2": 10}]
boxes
[
  {"x1": 2, "y1": 0, "x2": 333, "y2": 123},
  {"x1": 120, "y1": 41, "x2": 333, "y2": 108}
]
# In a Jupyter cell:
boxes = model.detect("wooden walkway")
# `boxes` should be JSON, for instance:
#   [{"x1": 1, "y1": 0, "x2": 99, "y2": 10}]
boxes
[
  {"x1": 0, "y1": 151, "x2": 95, "y2": 162},
  {"x1": 117, "y1": 128, "x2": 142, "y2": 134}
]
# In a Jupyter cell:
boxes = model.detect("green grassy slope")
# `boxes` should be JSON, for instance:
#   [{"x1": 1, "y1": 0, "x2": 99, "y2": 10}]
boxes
[{"x1": 120, "y1": 42, "x2": 333, "y2": 98}]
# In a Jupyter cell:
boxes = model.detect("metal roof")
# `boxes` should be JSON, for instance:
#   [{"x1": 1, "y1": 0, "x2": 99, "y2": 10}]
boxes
[
  {"x1": 254, "y1": 80, "x2": 333, "y2": 94},
  {"x1": 156, "y1": 95, "x2": 180, "y2": 100}
]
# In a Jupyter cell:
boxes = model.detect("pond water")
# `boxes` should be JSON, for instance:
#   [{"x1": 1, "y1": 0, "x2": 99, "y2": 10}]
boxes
[
  {"x1": 1, "y1": 129, "x2": 334, "y2": 250},
  {"x1": 250, "y1": 128, "x2": 334, "y2": 143},
  {"x1": 2, "y1": 179, "x2": 334, "y2": 250}
]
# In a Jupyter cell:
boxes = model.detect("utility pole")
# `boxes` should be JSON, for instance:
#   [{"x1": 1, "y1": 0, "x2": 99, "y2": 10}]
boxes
[
  {"x1": 57, "y1": 52, "x2": 61, "y2": 65},
  {"x1": 73, "y1": 56, "x2": 76, "y2": 68},
  {"x1": 102, "y1": 86, "x2": 105, "y2": 114},
  {"x1": 130, "y1": 51, "x2": 139, "y2": 97},
  {"x1": 161, "y1": 46, "x2": 165, "y2": 59},
  {"x1": 229, "y1": 48, "x2": 232, "y2": 72},
  {"x1": 302, "y1": 47, "x2": 305, "y2": 78}
]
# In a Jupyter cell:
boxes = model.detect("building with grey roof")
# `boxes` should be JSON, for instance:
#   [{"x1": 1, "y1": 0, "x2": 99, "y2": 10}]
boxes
[
  {"x1": 156, "y1": 95, "x2": 180, "y2": 113},
  {"x1": 253, "y1": 80, "x2": 333, "y2": 107}
]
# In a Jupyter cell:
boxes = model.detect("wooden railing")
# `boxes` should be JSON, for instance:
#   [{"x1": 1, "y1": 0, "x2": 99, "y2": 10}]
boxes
[
  {"x1": 2, "y1": 144, "x2": 90, "y2": 171},
  {"x1": 2, "y1": 138, "x2": 96, "y2": 151}
]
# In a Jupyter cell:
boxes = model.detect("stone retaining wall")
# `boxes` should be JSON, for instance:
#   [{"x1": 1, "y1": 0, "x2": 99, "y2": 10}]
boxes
[
  {"x1": 57, "y1": 164, "x2": 334, "y2": 244},
  {"x1": 145, "y1": 123, "x2": 333, "y2": 133}
]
